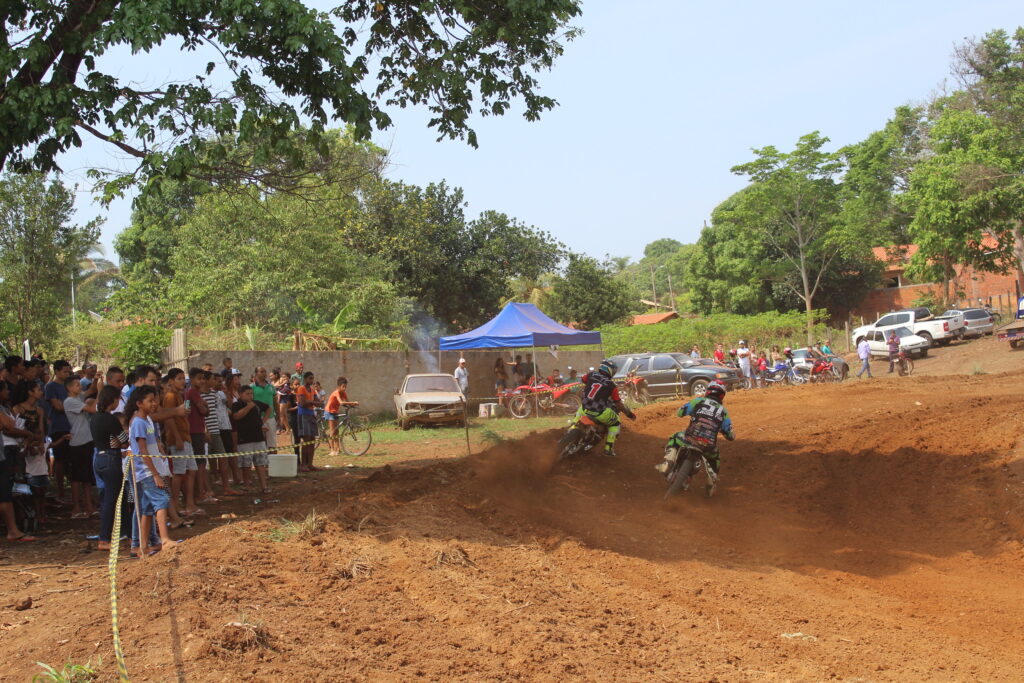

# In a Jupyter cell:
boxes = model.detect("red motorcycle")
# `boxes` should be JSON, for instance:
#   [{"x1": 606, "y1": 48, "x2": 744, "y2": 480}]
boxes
[
  {"x1": 507, "y1": 378, "x2": 582, "y2": 419},
  {"x1": 616, "y1": 370, "x2": 652, "y2": 405},
  {"x1": 810, "y1": 358, "x2": 836, "y2": 382},
  {"x1": 896, "y1": 349, "x2": 914, "y2": 376}
]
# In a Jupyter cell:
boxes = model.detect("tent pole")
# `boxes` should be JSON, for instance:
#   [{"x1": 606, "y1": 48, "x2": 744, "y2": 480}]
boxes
[{"x1": 437, "y1": 348, "x2": 441, "y2": 372}]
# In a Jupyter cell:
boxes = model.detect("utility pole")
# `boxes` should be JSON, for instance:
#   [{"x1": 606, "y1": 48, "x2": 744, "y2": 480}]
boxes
[
  {"x1": 667, "y1": 272, "x2": 676, "y2": 311},
  {"x1": 648, "y1": 262, "x2": 658, "y2": 308}
]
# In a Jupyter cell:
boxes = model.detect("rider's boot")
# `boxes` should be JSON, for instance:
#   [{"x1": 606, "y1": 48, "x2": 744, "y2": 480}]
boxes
[
  {"x1": 602, "y1": 444, "x2": 616, "y2": 457},
  {"x1": 655, "y1": 444, "x2": 679, "y2": 473}
]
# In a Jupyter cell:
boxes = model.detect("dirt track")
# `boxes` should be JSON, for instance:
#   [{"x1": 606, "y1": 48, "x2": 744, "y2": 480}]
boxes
[{"x1": 4, "y1": 368, "x2": 1024, "y2": 681}]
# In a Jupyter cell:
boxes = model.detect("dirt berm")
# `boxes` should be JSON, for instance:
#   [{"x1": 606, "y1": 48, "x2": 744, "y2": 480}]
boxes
[{"x1": 6, "y1": 371, "x2": 1024, "y2": 681}]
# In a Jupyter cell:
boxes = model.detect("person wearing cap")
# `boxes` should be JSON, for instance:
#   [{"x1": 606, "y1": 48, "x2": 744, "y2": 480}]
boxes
[
  {"x1": 454, "y1": 358, "x2": 469, "y2": 394},
  {"x1": 79, "y1": 363, "x2": 99, "y2": 395},
  {"x1": 290, "y1": 362, "x2": 304, "y2": 384},
  {"x1": 736, "y1": 340, "x2": 752, "y2": 381}
]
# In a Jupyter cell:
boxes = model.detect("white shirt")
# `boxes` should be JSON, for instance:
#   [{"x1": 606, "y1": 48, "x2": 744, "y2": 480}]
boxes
[
  {"x1": 737, "y1": 347, "x2": 751, "y2": 366},
  {"x1": 216, "y1": 391, "x2": 232, "y2": 431},
  {"x1": 454, "y1": 366, "x2": 469, "y2": 392}
]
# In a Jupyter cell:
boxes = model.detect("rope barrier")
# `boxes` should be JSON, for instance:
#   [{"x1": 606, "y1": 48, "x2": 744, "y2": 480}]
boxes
[{"x1": 109, "y1": 465, "x2": 130, "y2": 682}]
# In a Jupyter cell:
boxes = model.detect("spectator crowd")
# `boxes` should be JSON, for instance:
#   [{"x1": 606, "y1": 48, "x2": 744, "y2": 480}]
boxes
[{"x1": 0, "y1": 355, "x2": 348, "y2": 557}]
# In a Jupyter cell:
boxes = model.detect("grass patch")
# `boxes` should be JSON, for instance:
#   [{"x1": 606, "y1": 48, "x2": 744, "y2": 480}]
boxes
[
  {"x1": 972, "y1": 363, "x2": 987, "y2": 375},
  {"x1": 268, "y1": 511, "x2": 327, "y2": 542},
  {"x1": 33, "y1": 659, "x2": 101, "y2": 683}
]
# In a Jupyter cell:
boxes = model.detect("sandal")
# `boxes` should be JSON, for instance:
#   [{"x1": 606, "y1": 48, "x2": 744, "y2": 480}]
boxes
[
  {"x1": 170, "y1": 519, "x2": 194, "y2": 529},
  {"x1": 7, "y1": 534, "x2": 37, "y2": 542},
  {"x1": 199, "y1": 497, "x2": 219, "y2": 504}
]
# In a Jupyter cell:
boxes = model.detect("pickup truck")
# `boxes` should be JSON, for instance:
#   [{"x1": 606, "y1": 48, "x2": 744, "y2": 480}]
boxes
[
  {"x1": 995, "y1": 295, "x2": 1024, "y2": 349},
  {"x1": 852, "y1": 307, "x2": 965, "y2": 348}
]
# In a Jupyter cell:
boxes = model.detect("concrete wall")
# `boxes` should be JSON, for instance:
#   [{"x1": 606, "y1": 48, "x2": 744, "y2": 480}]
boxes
[{"x1": 181, "y1": 348, "x2": 604, "y2": 416}]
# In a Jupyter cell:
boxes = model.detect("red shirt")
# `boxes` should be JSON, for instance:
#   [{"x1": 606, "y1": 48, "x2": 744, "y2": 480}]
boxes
[
  {"x1": 185, "y1": 387, "x2": 205, "y2": 434},
  {"x1": 713, "y1": 349, "x2": 725, "y2": 363},
  {"x1": 326, "y1": 388, "x2": 348, "y2": 414}
]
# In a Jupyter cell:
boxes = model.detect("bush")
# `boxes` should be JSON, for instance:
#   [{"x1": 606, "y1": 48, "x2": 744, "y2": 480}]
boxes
[
  {"x1": 41, "y1": 320, "x2": 118, "y2": 365},
  {"x1": 112, "y1": 324, "x2": 171, "y2": 368},
  {"x1": 599, "y1": 310, "x2": 844, "y2": 356}
]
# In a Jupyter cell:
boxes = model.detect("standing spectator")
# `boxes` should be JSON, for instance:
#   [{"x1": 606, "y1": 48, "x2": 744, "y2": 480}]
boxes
[
  {"x1": 125, "y1": 386, "x2": 180, "y2": 557},
  {"x1": 295, "y1": 372, "x2": 321, "y2": 472},
  {"x1": 755, "y1": 351, "x2": 768, "y2": 387},
  {"x1": 493, "y1": 358, "x2": 508, "y2": 394},
  {"x1": 769, "y1": 345, "x2": 783, "y2": 366},
  {"x1": 4, "y1": 355, "x2": 25, "y2": 388},
  {"x1": 45, "y1": 359, "x2": 74, "y2": 502},
  {"x1": 62, "y1": 375, "x2": 97, "y2": 519},
  {"x1": 736, "y1": 340, "x2": 752, "y2": 382},
  {"x1": 252, "y1": 367, "x2": 278, "y2": 453},
  {"x1": 0, "y1": 381, "x2": 37, "y2": 542},
  {"x1": 566, "y1": 366, "x2": 578, "y2": 383},
  {"x1": 545, "y1": 368, "x2": 564, "y2": 386},
  {"x1": 185, "y1": 368, "x2": 215, "y2": 505},
  {"x1": 161, "y1": 368, "x2": 200, "y2": 518},
  {"x1": 713, "y1": 343, "x2": 725, "y2": 364},
  {"x1": 285, "y1": 378, "x2": 300, "y2": 456},
  {"x1": 92, "y1": 385, "x2": 129, "y2": 551},
  {"x1": 14, "y1": 381, "x2": 47, "y2": 526},
  {"x1": 203, "y1": 372, "x2": 238, "y2": 496},
  {"x1": 79, "y1": 363, "x2": 98, "y2": 392},
  {"x1": 231, "y1": 385, "x2": 271, "y2": 493},
  {"x1": 690, "y1": 345, "x2": 700, "y2": 359},
  {"x1": 510, "y1": 355, "x2": 524, "y2": 386},
  {"x1": 201, "y1": 363, "x2": 214, "y2": 374},
  {"x1": 856, "y1": 336, "x2": 873, "y2": 379},
  {"x1": 290, "y1": 362, "x2": 305, "y2": 384},
  {"x1": 221, "y1": 357, "x2": 233, "y2": 376},
  {"x1": 887, "y1": 331, "x2": 900, "y2": 374},
  {"x1": 454, "y1": 358, "x2": 469, "y2": 394},
  {"x1": 220, "y1": 371, "x2": 244, "y2": 489},
  {"x1": 522, "y1": 353, "x2": 535, "y2": 383}
]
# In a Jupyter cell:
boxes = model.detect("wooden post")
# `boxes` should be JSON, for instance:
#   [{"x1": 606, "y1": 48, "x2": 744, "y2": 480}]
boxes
[
  {"x1": 462, "y1": 398, "x2": 471, "y2": 456},
  {"x1": 170, "y1": 328, "x2": 188, "y2": 371},
  {"x1": 844, "y1": 321, "x2": 851, "y2": 353}
]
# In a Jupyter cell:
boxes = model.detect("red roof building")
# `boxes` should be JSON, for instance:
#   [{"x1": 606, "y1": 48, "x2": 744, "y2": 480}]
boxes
[{"x1": 630, "y1": 311, "x2": 679, "y2": 326}]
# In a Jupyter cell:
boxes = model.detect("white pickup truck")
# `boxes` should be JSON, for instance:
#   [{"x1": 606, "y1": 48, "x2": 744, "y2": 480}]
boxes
[{"x1": 852, "y1": 307, "x2": 965, "y2": 348}]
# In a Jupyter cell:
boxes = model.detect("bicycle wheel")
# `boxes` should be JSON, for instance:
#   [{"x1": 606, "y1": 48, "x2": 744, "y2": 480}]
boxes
[{"x1": 340, "y1": 418, "x2": 373, "y2": 456}]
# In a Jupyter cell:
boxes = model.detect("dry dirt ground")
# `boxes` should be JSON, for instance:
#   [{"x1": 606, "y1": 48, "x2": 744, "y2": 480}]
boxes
[{"x1": 2, "y1": 343, "x2": 1023, "y2": 681}]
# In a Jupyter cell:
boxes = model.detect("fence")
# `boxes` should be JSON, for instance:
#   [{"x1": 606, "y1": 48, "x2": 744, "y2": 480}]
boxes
[{"x1": 163, "y1": 344, "x2": 605, "y2": 416}]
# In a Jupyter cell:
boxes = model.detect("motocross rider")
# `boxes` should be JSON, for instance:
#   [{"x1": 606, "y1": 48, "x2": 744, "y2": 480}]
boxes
[
  {"x1": 655, "y1": 379, "x2": 735, "y2": 475},
  {"x1": 574, "y1": 359, "x2": 636, "y2": 457}
]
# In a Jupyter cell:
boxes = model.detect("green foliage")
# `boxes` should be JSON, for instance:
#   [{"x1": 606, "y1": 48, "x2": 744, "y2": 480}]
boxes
[
  {"x1": 0, "y1": 173, "x2": 102, "y2": 348},
  {"x1": 32, "y1": 657, "x2": 100, "y2": 683},
  {"x1": 42, "y1": 320, "x2": 118, "y2": 365},
  {"x1": 599, "y1": 311, "x2": 840, "y2": 357},
  {"x1": 0, "y1": 1, "x2": 581, "y2": 199},
  {"x1": 549, "y1": 254, "x2": 631, "y2": 328},
  {"x1": 112, "y1": 324, "x2": 172, "y2": 369},
  {"x1": 614, "y1": 240, "x2": 695, "y2": 313}
]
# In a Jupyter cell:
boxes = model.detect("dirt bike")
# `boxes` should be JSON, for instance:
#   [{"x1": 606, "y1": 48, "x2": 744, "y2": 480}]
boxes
[
  {"x1": 896, "y1": 349, "x2": 914, "y2": 376},
  {"x1": 508, "y1": 379, "x2": 582, "y2": 419},
  {"x1": 556, "y1": 411, "x2": 609, "y2": 461},
  {"x1": 617, "y1": 371, "x2": 652, "y2": 405},
  {"x1": 761, "y1": 362, "x2": 790, "y2": 387},
  {"x1": 809, "y1": 359, "x2": 836, "y2": 383},
  {"x1": 663, "y1": 443, "x2": 718, "y2": 500}
]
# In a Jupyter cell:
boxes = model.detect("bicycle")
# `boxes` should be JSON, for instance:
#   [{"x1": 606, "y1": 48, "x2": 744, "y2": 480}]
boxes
[{"x1": 317, "y1": 408, "x2": 374, "y2": 456}]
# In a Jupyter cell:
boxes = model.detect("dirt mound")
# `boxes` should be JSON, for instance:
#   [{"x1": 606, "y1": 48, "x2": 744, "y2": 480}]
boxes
[{"x1": 5, "y1": 370, "x2": 1024, "y2": 681}]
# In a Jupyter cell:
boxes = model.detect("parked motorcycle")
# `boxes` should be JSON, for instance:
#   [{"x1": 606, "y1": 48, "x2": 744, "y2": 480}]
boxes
[
  {"x1": 761, "y1": 361, "x2": 790, "y2": 387},
  {"x1": 617, "y1": 370, "x2": 652, "y2": 405},
  {"x1": 662, "y1": 443, "x2": 718, "y2": 500},
  {"x1": 508, "y1": 379, "x2": 582, "y2": 419}
]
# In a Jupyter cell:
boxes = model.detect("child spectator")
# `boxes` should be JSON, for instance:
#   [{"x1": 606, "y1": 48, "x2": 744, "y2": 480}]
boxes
[
  {"x1": 185, "y1": 368, "x2": 215, "y2": 505},
  {"x1": 324, "y1": 377, "x2": 358, "y2": 456},
  {"x1": 92, "y1": 385, "x2": 129, "y2": 551},
  {"x1": 62, "y1": 376, "x2": 97, "y2": 519},
  {"x1": 713, "y1": 343, "x2": 725, "y2": 364},
  {"x1": 201, "y1": 371, "x2": 237, "y2": 496},
  {"x1": 231, "y1": 385, "x2": 271, "y2": 493},
  {"x1": 13, "y1": 381, "x2": 47, "y2": 526},
  {"x1": 126, "y1": 386, "x2": 180, "y2": 557},
  {"x1": 161, "y1": 368, "x2": 200, "y2": 517}
]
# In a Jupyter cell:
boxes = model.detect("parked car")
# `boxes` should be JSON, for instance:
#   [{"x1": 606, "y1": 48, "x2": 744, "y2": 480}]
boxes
[
  {"x1": 852, "y1": 307, "x2": 965, "y2": 347},
  {"x1": 942, "y1": 308, "x2": 995, "y2": 337},
  {"x1": 609, "y1": 353, "x2": 742, "y2": 398},
  {"x1": 394, "y1": 373, "x2": 466, "y2": 429},
  {"x1": 862, "y1": 326, "x2": 930, "y2": 358},
  {"x1": 790, "y1": 348, "x2": 850, "y2": 380}
]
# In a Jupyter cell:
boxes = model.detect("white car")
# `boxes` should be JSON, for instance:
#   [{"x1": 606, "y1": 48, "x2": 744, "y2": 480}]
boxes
[
  {"x1": 394, "y1": 373, "x2": 466, "y2": 430},
  {"x1": 864, "y1": 326, "x2": 930, "y2": 358},
  {"x1": 852, "y1": 307, "x2": 964, "y2": 347},
  {"x1": 943, "y1": 308, "x2": 995, "y2": 338}
]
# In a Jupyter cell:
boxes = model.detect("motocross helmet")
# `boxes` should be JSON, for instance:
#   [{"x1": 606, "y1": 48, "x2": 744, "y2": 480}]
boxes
[
  {"x1": 783, "y1": 346, "x2": 793, "y2": 356},
  {"x1": 598, "y1": 358, "x2": 618, "y2": 378},
  {"x1": 729, "y1": 349, "x2": 737, "y2": 357},
  {"x1": 705, "y1": 379, "x2": 727, "y2": 402}
]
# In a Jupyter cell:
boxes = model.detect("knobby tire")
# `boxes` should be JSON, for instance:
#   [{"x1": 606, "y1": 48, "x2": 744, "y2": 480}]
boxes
[{"x1": 664, "y1": 454, "x2": 694, "y2": 500}]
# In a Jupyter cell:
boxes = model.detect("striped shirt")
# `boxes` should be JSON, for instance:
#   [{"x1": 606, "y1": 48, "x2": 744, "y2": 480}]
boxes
[{"x1": 201, "y1": 391, "x2": 220, "y2": 434}]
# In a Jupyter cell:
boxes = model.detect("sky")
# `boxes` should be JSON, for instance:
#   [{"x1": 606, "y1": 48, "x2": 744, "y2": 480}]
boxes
[{"x1": 57, "y1": 0, "x2": 1024, "y2": 264}]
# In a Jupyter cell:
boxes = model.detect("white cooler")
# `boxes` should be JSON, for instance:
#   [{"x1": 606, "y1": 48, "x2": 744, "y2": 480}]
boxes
[
  {"x1": 478, "y1": 402, "x2": 499, "y2": 418},
  {"x1": 268, "y1": 453, "x2": 298, "y2": 477}
]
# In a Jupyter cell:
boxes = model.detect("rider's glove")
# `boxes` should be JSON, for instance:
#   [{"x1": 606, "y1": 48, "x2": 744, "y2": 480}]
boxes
[
  {"x1": 725, "y1": 432, "x2": 735, "y2": 441},
  {"x1": 626, "y1": 410, "x2": 637, "y2": 421}
]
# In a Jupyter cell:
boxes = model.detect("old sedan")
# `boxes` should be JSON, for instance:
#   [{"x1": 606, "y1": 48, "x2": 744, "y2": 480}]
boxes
[
  {"x1": 395, "y1": 374, "x2": 466, "y2": 429},
  {"x1": 610, "y1": 353, "x2": 742, "y2": 398}
]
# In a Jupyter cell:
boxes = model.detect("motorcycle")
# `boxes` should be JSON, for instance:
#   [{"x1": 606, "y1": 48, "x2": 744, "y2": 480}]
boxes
[
  {"x1": 662, "y1": 443, "x2": 718, "y2": 500},
  {"x1": 761, "y1": 361, "x2": 790, "y2": 387},
  {"x1": 809, "y1": 358, "x2": 836, "y2": 383},
  {"x1": 557, "y1": 411, "x2": 610, "y2": 461},
  {"x1": 508, "y1": 379, "x2": 582, "y2": 419},
  {"x1": 896, "y1": 349, "x2": 914, "y2": 376},
  {"x1": 617, "y1": 370, "x2": 652, "y2": 405}
]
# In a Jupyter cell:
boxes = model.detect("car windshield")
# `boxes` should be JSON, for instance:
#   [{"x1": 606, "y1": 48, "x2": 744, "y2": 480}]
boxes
[
  {"x1": 964, "y1": 309, "x2": 990, "y2": 320},
  {"x1": 893, "y1": 327, "x2": 915, "y2": 338},
  {"x1": 405, "y1": 376, "x2": 460, "y2": 393},
  {"x1": 792, "y1": 349, "x2": 810, "y2": 360}
]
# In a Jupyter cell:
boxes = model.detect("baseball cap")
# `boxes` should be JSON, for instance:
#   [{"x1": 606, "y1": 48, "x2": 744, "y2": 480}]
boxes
[
  {"x1": 458, "y1": 358, "x2": 466, "y2": 363},
  {"x1": 295, "y1": 362, "x2": 303, "y2": 369},
  {"x1": 231, "y1": 368, "x2": 242, "y2": 376}
]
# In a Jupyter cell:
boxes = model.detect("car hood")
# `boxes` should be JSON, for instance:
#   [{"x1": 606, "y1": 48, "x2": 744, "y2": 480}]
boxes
[
  {"x1": 398, "y1": 391, "x2": 464, "y2": 404},
  {"x1": 899, "y1": 334, "x2": 929, "y2": 346}
]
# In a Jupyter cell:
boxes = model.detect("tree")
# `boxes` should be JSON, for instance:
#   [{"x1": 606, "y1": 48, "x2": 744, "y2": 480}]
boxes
[
  {"x1": 730, "y1": 132, "x2": 847, "y2": 344},
  {"x1": 549, "y1": 254, "x2": 631, "y2": 328},
  {"x1": 0, "y1": 1, "x2": 581, "y2": 198},
  {"x1": 0, "y1": 173, "x2": 102, "y2": 346},
  {"x1": 350, "y1": 181, "x2": 563, "y2": 331}
]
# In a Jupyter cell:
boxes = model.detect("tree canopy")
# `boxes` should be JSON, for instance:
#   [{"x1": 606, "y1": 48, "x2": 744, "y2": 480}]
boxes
[{"x1": 0, "y1": 0, "x2": 581, "y2": 198}]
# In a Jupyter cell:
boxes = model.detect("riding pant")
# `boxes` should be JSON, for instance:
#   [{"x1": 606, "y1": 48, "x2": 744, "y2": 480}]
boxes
[
  {"x1": 665, "y1": 431, "x2": 720, "y2": 473},
  {"x1": 576, "y1": 406, "x2": 620, "y2": 448}
]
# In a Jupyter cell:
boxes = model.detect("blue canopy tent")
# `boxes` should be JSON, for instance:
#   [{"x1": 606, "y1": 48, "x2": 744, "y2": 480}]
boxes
[{"x1": 439, "y1": 303, "x2": 601, "y2": 350}]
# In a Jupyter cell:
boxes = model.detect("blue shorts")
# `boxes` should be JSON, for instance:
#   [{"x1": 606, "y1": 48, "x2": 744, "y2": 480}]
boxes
[
  {"x1": 324, "y1": 412, "x2": 338, "y2": 421},
  {"x1": 137, "y1": 476, "x2": 170, "y2": 515},
  {"x1": 27, "y1": 474, "x2": 50, "y2": 489}
]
